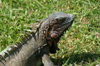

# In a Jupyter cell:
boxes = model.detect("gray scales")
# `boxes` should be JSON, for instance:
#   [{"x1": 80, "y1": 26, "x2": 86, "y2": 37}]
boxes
[{"x1": 0, "y1": 12, "x2": 74, "y2": 66}]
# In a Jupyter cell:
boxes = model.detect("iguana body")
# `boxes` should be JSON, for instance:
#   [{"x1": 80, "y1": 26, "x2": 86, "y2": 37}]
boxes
[{"x1": 0, "y1": 12, "x2": 74, "y2": 66}]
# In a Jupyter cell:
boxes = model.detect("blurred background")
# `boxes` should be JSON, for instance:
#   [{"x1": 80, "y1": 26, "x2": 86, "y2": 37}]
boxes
[{"x1": 0, "y1": 0, "x2": 100, "y2": 66}]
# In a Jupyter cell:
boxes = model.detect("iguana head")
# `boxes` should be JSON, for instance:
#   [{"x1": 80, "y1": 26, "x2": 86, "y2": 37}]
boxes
[
  {"x1": 46, "y1": 12, "x2": 74, "y2": 53},
  {"x1": 47, "y1": 12, "x2": 74, "y2": 39}
]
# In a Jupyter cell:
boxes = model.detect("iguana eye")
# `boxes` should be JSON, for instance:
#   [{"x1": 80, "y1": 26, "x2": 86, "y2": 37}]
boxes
[
  {"x1": 56, "y1": 18, "x2": 58, "y2": 22},
  {"x1": 58, "y1": 18, "x2": 66, "y2": 23}
]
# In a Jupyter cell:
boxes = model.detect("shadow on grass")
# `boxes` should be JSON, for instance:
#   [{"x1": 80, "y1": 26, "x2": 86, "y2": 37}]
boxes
[{"x1": 51, "y1": 52, "x2": 100, "y2": 66}]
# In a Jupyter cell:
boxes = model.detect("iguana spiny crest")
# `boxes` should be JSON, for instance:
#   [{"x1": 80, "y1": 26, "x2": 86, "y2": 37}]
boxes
[{"x1": 25, "y1": 12, "x2": 74, "y2": 53}]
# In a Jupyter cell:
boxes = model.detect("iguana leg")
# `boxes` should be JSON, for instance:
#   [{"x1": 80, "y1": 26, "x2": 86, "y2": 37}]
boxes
[{"x1": 42, "y1": 54, "x2": 55, "y2": 66}]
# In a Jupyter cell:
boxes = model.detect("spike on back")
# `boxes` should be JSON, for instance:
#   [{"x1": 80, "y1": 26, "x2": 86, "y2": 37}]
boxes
[
  {"x1": 0, "y1": 22, "x2": 40, "y2": 61},
  {"x1": 24, "y1": 23, "x2": 40, "y2": 33}
]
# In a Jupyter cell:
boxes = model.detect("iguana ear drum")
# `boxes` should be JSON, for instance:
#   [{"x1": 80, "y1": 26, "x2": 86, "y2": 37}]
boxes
[{"x1": 50, "y1": 31, "x2": 58, "y2": 38}]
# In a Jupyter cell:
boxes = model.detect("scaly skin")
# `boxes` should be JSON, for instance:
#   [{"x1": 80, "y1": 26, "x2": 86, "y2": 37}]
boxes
[{"x1": 0, "y1": 12, "x2": 74, "y2": 66}]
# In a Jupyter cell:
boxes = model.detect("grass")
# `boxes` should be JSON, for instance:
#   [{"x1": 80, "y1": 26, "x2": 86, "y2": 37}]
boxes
[{"x1": 0, "y1": 0, "x2": 100, "y2": 66}]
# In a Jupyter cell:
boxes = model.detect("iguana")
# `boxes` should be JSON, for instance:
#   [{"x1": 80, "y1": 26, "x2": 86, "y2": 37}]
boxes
[{"x1": 0, "y1": 12, "x2": 74, "y2": 66}]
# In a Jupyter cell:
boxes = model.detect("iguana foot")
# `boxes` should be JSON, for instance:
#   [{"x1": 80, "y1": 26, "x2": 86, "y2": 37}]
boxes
[{"x1": 42, "y1": 54, "x2": 55, "y2": 66}]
